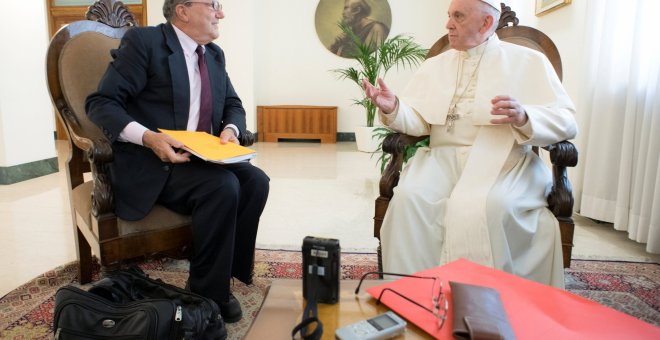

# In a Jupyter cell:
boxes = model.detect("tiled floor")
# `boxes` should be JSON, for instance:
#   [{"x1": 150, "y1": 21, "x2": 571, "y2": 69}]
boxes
[{"x1": 1, "y1": 141, "x2": 658, "y2": 297}]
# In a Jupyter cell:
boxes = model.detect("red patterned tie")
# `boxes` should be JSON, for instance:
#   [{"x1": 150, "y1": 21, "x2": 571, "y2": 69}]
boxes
[{"x1": 195, "y1": 45, "x2": 212, "y2": 133}]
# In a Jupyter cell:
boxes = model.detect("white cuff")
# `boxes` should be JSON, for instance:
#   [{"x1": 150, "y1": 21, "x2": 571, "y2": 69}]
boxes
[
  {"x1": 378, "y1": 97, "x2": 400, "y2": 126},
  {"x1": 224, "y1": 124, "x2": 239, "y2": 137},
  {"x1": 118, "y1": 121, "x2": 149, "y2": 146},
  {"x1": 511, "y1": 115, "x2": 533, "y2": 143}
]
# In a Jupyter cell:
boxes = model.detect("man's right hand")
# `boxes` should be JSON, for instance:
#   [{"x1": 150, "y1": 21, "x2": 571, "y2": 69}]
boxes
[
  {"x1": 142, "y1": 130, "x2": 191, "y2": 163},
  {"x1": 362, "y1": 78, "x2": 397, "y2": 114}
]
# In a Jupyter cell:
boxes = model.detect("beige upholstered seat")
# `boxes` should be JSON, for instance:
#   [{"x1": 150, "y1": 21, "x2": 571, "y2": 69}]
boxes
[
  {"x1": 70, "y1": 182, "x2": 191, "y2": 236},
  {"x1": 60, "y1": 29, "x2": 193, "y2": 236}
]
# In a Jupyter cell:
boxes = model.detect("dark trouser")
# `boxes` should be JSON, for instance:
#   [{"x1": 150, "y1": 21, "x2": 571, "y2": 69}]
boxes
[{"x1": 156, "y1": 158, "x2": 269, "y2": 304}]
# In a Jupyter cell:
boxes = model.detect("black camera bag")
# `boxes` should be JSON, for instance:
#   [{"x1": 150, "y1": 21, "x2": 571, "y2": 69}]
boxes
[
  {"x1": 54, "y1": 285, "x2": 177, "y2": 339},
  {"x1": 53, "y1": 266, "x2": 226, "y2": 340}
]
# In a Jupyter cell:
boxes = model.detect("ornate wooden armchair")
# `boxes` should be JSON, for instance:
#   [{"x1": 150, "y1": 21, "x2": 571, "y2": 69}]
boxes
[
  {"x1": 373, "y1": 4, "x2": 578, "y2": 273},
  {"x1": 46, "y1": 0, "x2": 254, "y2": 283}
]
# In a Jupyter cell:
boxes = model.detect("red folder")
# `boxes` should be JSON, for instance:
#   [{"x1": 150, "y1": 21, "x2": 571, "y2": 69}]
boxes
[{"x1": 366, "y1": 259, "x2": 660, "y2": 339}]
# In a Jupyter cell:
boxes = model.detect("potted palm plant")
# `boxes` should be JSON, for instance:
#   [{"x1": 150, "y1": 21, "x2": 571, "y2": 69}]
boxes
[{"x1": 331, "y1": 22, "x2": 427, "y2": 152}]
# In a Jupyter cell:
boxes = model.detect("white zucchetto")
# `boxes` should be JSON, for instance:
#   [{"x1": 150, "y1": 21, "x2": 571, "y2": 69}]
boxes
[{"x1": 479, "y1": 0, "x2": 502, "y2": 12}]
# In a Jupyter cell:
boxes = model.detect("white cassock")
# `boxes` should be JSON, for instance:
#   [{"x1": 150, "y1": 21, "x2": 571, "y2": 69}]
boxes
[{"x1": 379, "y1": 34, "x2": 577, "y2": 288}]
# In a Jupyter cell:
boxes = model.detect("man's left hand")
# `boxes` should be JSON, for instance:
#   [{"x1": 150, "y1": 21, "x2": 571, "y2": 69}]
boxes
[
  {"x1": 219, "y1": 128, "x2": 239, "y2": 145},
  {"x1": 490, "y1": 95, "x2": 528, "y2": 127}
]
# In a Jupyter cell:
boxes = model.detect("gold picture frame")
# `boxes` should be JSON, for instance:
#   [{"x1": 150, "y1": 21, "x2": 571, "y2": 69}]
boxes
[{"x1": 535, "y1": 0, "x2": 572, "y2": 16}]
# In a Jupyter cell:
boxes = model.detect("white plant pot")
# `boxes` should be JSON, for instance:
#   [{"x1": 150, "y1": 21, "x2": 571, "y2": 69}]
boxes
[{"x1": 354, "y1": 126, "x2": 380, "y2": 153}]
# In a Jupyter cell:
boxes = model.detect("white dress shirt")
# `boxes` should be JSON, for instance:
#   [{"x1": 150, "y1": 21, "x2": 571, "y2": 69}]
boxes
[{"x1": 118, "y1": 24, "x2": 238, "y2": 145}]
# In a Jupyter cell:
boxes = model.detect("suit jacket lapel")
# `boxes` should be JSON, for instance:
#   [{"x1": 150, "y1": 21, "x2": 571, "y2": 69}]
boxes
[{"x1": 163, "y1": 24, "x2": 190, "y2": 131}]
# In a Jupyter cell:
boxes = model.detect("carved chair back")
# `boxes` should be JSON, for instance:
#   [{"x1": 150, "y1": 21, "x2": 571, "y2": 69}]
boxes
[
  {"x1": 428, "y1": 9, "x2": 562, "y2": 80},
  {"x1": 46, "y1": 0, "x2": 192, "y2": 283}
]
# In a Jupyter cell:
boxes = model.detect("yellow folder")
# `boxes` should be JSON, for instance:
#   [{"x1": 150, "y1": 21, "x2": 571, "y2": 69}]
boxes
[{"x1": 159, "y1": 129, "x2": 256, "y2": 164}]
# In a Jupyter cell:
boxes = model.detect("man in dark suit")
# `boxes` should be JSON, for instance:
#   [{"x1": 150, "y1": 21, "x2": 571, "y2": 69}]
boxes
[{"x1": 86, "y1": 0, "x2": 269, "y2": 323}]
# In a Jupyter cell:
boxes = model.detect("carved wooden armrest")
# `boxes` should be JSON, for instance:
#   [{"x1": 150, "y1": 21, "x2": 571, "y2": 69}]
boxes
[
  {"x1": 76, "y1": 127, "x2": 252, "y2": 220},
  {"x1": 86, "y1": 137, "x2": 115, "y2": 219},
  {"x1": 55, "y1": 101, "x2": 115, "y2": 219},
  {"x1": 84, "y1": 129, "x2": 255, "y2": 218},
  {"x1": 378, "y1": 133, "x2": 429, "y2": 199},
  {"x1": 543, "y1": 141, "x2": 578, "y2": 221},
  {"x1": 374, "y1": 132, "x2": 427, "y2": 241},
  {"x1": 378, "y1": 135, "x2": 579, "y2": 221},
  {"x1": 241, "y1": 130, "x2": 255, "y2": 147}
]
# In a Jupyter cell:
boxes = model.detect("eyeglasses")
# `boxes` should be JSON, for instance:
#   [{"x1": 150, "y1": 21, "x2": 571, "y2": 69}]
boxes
[
  {"x1": 355, "y1": 271, "x2": 448, "y2": 329},
  {"x1": 184, "y1": 1, "x2": 222, "y2": 12}
]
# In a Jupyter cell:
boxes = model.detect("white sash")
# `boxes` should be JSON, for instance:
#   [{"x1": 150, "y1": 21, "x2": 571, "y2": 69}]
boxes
[{"x1": 440, "y1": 126, "x2": 513, "y2": 267}]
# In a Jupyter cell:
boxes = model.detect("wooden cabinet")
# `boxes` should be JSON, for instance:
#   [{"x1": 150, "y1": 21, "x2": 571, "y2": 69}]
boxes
[{"x1": 257, "y1": 105, "x2": 337, "y2": 143}]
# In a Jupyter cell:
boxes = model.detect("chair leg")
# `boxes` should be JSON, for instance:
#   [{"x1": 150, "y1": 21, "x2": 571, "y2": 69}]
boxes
[
  {"x1": 375, "y1": 197, "x2": 390, "y2": 280},
  {"x1": 377, "y1": 243, "x2": 384, "y2": 279},
  {"x1": 559, "y1": 219, "x2": 575, "y2": 268},
  {"x1": 100, "y1": 262, "x2": 120, "y2": 279},
  {"x1": 76, "y1": 227, "x2": 93, "y2": 284}
]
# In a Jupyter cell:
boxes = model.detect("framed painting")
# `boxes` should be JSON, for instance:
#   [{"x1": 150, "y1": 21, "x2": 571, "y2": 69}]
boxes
[
  {"x1": 315, "y1": 0, "x2": 392, "y2": 59},
  {"x1": 535, "y1": 0, "x2": 572, "y2": 16}
]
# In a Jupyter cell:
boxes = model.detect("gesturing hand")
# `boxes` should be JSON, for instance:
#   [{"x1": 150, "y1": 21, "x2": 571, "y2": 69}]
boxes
[
  {"x1": 362, "y1": 78, "x2": 397, "y2": 114},
  {"x1": 142, "y1": 130, "x2": 191, "y2": 163},
  {"x1": 490, "y1": 95, "x2": 529, "y2": 127}
]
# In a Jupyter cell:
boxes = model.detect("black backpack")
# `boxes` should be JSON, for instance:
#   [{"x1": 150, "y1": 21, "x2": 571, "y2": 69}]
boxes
[{"x1": 54, "y1": 266, "x2": 226, "y2": 339}]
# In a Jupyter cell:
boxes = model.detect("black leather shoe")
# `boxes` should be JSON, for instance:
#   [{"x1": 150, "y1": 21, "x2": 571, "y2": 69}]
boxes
[{"x1": 218, "y1": 293, "x2": 242, "y2": 323}]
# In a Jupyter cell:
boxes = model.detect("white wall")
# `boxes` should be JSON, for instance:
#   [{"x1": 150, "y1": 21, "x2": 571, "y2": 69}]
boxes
[
  {"x1": 147, "y1": 0, "x2": 164, "y2": 25},
  {"x1": 247, "y1": 0, "x2": 587, "y2": 133},
  {"x1": 148, "y1": 0, "x2": 445, "y2": 132},
  {"x1": 149, "y1": 0, "x2": 258, "y2": 130},
  {"x1": 506, "y1": 0, "x2": 587, "y2": 110},
  {"x1": 75, "y1": 0, "x2": 592, "y2": 134},
  {"x1": 218, "y1": 0, "x2": 257, "y2": 130},
  {"x1": 504, "y1": 0, "x2": 587, "y2": 185},
  {"x1": 225, "y1": 0, "x2": 587, "y2": 133},
  {"x1": 3, "y1": 0, "x2": 588, "y2": 169},
  {"x1": 253, "y1": 0, "x2": 447, "y2": 131},
  {"x1": 0, "y1": 1, "x2": 56, "y2": 167}
]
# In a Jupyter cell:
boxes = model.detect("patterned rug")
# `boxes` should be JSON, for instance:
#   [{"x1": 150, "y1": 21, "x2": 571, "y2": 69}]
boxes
[
  {"x1": 0, "y1": 250, "x2": 378, "y2": 340},
  {"x1": 0, "y1": 253, "x2": 658, "y2": 339},
  {"x1": 564, "y1": 260, "x2": 660, "y2": 326}
]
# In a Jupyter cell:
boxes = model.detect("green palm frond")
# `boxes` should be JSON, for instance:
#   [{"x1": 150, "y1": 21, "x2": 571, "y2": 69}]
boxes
[
  {"x1": 330, "y1": 22, "x2": 428, "y2": 127},
  {"x1": 332, "y1": 66, "x2": 362, "y2": 87},
  {"x1": 378, "y1": 35, "x2": 429, "y2": 77},
  {"x1": 404, "y1": 136, "x2": 430, "y2": 164},
  {"x1": 331, "y1": 21, "x2": 428, "y2": 169}
]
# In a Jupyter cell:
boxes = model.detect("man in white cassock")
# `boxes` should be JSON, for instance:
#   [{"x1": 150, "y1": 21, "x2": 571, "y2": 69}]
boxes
[{"x1": 362, "y1": 0, "x2": 577, "y2": 288}]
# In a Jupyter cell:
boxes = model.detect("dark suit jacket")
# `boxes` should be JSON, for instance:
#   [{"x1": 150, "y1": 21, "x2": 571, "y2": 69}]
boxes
[{"x1": 86, "y1": 23, "x2": 247, "y2": 220}]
